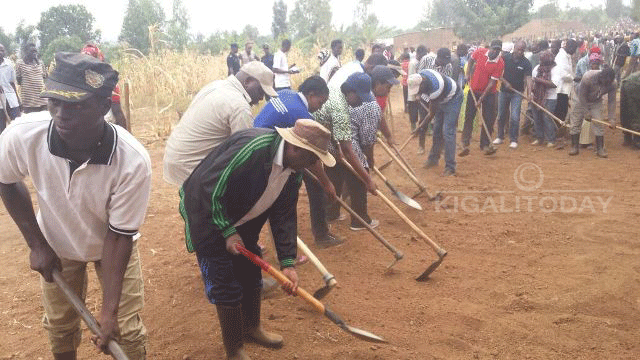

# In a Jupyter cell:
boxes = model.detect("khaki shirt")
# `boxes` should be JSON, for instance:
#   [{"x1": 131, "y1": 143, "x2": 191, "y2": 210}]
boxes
[
  {"x1": 579, "y1": 70, "x2": 617, "y2": 120},
  {"x1": 163, "y1": 76, "x2": 253, "y2": 185}
]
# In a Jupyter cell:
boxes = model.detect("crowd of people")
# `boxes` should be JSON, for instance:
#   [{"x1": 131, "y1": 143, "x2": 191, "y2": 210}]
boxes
[{"x1": 0, "y1": 20, "x2": 639, "y2": 359}]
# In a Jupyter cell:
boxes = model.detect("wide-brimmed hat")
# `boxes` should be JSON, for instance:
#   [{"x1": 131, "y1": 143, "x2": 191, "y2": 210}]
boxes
[
  {"x1": 276, "y1": 119, "x2": 336, "y2": 167},
  {"x1": 239, "y1": 61, "x2": 278, "y2": 97},
  {"x1": 41, "y1": 52, "x2": 118, "y2": 102}
]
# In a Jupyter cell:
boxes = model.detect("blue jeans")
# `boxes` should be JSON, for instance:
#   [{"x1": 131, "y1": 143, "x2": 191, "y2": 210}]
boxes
[
  {"x1": 533, "y1": 99, "x2": 557, "y2": 143},
  {"x1": 427, "y1": 90, "x2": 463, "y2": 172},
  {"x1": 497, "y1": 90, "x2": 523, "y2": 142}
]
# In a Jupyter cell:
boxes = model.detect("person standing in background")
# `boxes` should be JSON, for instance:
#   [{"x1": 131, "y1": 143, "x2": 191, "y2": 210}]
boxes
[{"x1": 15, "y1": 43, "x2": 47, "y2": 114}]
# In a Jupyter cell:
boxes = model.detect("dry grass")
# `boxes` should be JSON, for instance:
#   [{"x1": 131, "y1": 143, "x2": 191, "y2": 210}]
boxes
[{"x1": 113, "y1": 47, "x2": 353, "y2": 138}]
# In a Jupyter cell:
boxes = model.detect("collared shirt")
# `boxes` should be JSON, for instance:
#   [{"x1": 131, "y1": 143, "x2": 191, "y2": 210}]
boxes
[
  {"x1": 0, "y1": 117, "x2": 151, "y2": 261},
  {"x1": 320, "y1": 54, "x2": 341, "y2": 82},
  {"x1": 579, "y1": 70, "x2": 617, "y2": 120},
  {"x1": 349, "y1": 100, "x2": 381, "y2": 168},
  {"x1": 15, "y1": 59, "x2": 47, "y2": 108},
  {"x1": 469, "y1": 48, "x2": 504, "y2": 93},
  {"x1": 418, "y1": 54, "x2": 452, "y2": 77},
  {"x1": 501, "y1": 52, "x2": 532, "y2": 93},
  {"x1": 234, "y1": 139, "x2": 293, "y2": 226},
  {"x1": 227, "y1": 53, "x2": 240, "y2": 76},
  {"x1": 0, "y1": 58, "x2": 19, "y2": 108},
  {"x1": 313, "y1": 84, "x2": 353, "y2": 156},
  {"x1": 254, "y1": 89, "x2": 312, "y2": 129},
  {"x1": 273, "y1": 50, "x2": 290, "y2": 88},
  {"x1": 554, "y1": 48, "x2": 574, "y2": 95},
  {"x1": 163, "y1": 76, "x2": 253, "y2": 185}
]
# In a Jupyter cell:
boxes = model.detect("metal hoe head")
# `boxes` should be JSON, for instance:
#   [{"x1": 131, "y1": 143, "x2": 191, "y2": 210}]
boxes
[
  {"x1": 313, "y1": 275, "x2": 337, "y2": 300},
  {"x1": 385, "y1": 251, "x2": 404, "y2": 271},
  {"x1": 415, "y1": 250, "x2": 448, "y2": 282},
  {"x1": 324, "y1": 307, "x2": 387, "y2": 343},
  {"x1": 386, "y1": 182, "x2": 423, "y2": 210}
]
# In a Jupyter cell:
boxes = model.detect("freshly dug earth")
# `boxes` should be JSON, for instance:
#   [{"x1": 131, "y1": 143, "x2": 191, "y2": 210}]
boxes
[{"x1": 1, "y1": 87, "x2": 640, "y2": 359}]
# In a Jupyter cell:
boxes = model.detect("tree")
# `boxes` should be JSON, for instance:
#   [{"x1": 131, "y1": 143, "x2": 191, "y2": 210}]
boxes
[
  {"x1": 0, "y1": 28, "x2": 15, "y2": 55},
  {"x1": 14, "y1": 21, "x2": 37, "y2": 50},
  {"x1": 272, "y1": 0, "x2": 288, "y2": 40},
  {"x1": 534, "y1": 1, "x2": 561, "y2": 19},
  {"x1": 41, "y1": 35, "x2": 84, "y2": 65},
  {"x1": 634, "y1": 0, "x2": 640, "y2": 21},
  {"x1": 289, "y1": 0, "x2": 332, "y2": 40},
  {"x1": 606, "y1": 0, "x2": 624, "y2": 18},
  {"x1": 420, "y1": 0, "x2": 533, "y2": 41},
  {"x1": 167, "y1": 0, "x2": 190, "y2": 51},
  {"x1": 241, "y1": 25, "x2": 259, "y2": 42},
  {"x1": 119, "y1": 0, "x2": 166, "y2": 54},
  {"x1": 37, "y1": 5, "x2": 99, "y2": 55}
]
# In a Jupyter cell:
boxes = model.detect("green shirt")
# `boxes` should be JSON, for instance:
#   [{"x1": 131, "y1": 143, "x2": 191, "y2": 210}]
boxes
[{"x1": 313, "y1": 85, "x2": 352, "y2": 155}]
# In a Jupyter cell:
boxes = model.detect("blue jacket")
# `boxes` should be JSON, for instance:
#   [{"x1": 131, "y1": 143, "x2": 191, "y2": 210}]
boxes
[{"x1": 254, "y1": 89, "x2": 312, "y2": 129}]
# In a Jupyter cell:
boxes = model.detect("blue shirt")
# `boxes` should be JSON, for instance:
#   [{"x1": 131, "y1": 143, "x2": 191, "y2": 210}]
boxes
[{"x1": 254, "y1": 89, "x2": 312, "y2": 129}]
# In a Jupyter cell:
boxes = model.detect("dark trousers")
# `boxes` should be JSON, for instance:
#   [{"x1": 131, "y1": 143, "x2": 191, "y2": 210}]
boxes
[
  {"x1": 461, "y1": 91, "x2": 496, "y2": 149},
  {"x1": 554, "y1": 93, "x2": 569, "y2": 122},
  {"x1": 195, "y1": 214, "x2": 266, "y2": 305},
  {"x1": 402, "y1": 85, "x2": 408, "y2": 111},
  {"x1": 408, "y1": 100, "x2": 418, "y2": 131},
  {"x1": 325, "y1": 163, "x2": 370, "y2": 228},
  {"x1": 418, "y1": 101, "x2": 428, "y2": 148},
  {"x1": 303, "y1": 172, "x2": 330, "y2": 240}
]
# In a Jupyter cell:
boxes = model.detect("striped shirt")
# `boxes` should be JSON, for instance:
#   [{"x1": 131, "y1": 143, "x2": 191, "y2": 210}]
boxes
[
  {"x1": 15, "y1": 59, "x2": 47, "y2": 108},
  {"x1": 418, "y1": 69, "x2": 458, "y2": 105},
  {"x1": 254, "y1": 89, "x2": 311, "y2": 129}
]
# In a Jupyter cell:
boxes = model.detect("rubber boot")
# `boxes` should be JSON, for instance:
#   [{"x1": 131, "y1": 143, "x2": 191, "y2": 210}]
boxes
[
  {"x1": 242, "y1": 287, "x2": 283, "y2": 349},
  {"x1": 595, "y1": 136, "x2": 608, "y2": 158},
  {"x1": 568, "y1": 134, "x2": 580, "y2": 156},
  {"x1": 216, "y1": 304, "x2": 251, "y2": 360}
]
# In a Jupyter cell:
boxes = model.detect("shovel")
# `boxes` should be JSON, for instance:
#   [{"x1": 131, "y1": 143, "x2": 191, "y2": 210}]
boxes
[
  {"x1": 297, "y1": 236, "x2": 337, "y2": 300},
  {"x1": 342, "y1": 161, "x2": 448, "y2": 280},
  {"x1": 371, "y1": 166, "x2": 423, "y2": 210},
  {"x1": 236, "y1": 245, "x2": 387, "y2": 343},
  {"x1": 304, "y1": 169, "x2": 404, "y2": 269},
  {"x1": 52, "y1": 269, "x2": 129, "y2": 360}
]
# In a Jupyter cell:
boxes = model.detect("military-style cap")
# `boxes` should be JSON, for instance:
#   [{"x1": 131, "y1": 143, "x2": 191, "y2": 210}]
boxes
[{"x1": 41, "y1": 52, "x2": 118, "y2": 102}]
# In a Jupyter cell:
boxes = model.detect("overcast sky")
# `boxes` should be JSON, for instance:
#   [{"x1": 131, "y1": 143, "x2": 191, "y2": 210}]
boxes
[{"x1": 2, "y1": 0, "x2": 618, "y2": 42}]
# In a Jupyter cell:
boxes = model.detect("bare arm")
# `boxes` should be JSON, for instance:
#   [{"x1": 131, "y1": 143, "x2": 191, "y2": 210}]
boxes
[
  {"x1": 340, "y1": 140, "x2": 377, "y2": 195},
  {"x1": 378, "y1": 111, "x2": 394, "y2": 143},
  {"x1": 0, "y1": 181, "x2": 60, "y2": 282},
  {"x1": 95, "y1": 230, "x2": 133, "y2": 352},
  {"x1": 307, "y1": 160, "x2": 337, "y2": 202}
]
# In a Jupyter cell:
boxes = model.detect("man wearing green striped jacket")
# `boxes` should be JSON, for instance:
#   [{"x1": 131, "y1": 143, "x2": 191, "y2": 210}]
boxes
[{"x1": 179, "y1": 120, "x2": 335, "y2": 359}]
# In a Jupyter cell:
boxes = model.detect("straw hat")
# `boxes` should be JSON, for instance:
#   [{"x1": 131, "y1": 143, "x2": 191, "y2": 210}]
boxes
[{"x1": 276, "y1": 119, "x2": 336, "y2": 167}]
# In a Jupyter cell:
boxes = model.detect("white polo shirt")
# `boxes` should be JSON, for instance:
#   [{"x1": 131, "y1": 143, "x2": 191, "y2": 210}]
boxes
[
  {"x1": 273, "y1": 50, "x2": 291, "y2": 88},
  {"x1": 0, "y1": 117, "x2": 152, "y2": 262}
]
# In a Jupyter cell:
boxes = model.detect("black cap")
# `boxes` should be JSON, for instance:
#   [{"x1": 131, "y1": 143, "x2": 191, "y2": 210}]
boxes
[
  {"x1": 490, "y1": 40, "x2": 502, "y2": 49},
  {"x1": 41, "y1": 52, "x2": 118, "y2": 103}
]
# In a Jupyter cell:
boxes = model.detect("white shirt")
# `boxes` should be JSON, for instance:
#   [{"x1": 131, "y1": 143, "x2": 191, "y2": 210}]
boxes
[
  {"x1": 0, "y1": 58, "x2": 19, "y2": 108},
  {"x1": 328, "y1": 61, "x2": 364, "y2": 88},
  {"x1": 319, "y1": 54, "x2": 340, "y2": 82},
  {"x1": 554, "y1": 48, "x2": 574, "y2": 95},
  {"x1": 163, "y1": 76, "x2": 253, "y2": 185},
  {"x1": 532, "y1": 65, "x2": 563, "y2": 100},
  {"x1": 0, "y1": 117, "x2": 152, "y2": 261},
  {"x1": 273, "y1": 50, "x2": 291, "y2": 88},
  {"x1": 234, "y1": 140, "x2": 293, "y2": 226}
]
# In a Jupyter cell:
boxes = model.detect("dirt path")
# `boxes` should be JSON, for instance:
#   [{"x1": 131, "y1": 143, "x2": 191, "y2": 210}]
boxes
[{"x1": 2, "y1": 87, "x2": 640, "y2": 359}]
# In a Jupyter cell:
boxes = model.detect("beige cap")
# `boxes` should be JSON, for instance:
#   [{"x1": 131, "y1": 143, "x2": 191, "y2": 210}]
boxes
[
  {"x1": 239, "y1": 61, "x2": 278, "y2": 98},
  {"x1": 276, "y1": 119, "x2": 336, "y2": 167},
  {"x1": 407, "y1": 73, "x2": 422, "y2": 97}
]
